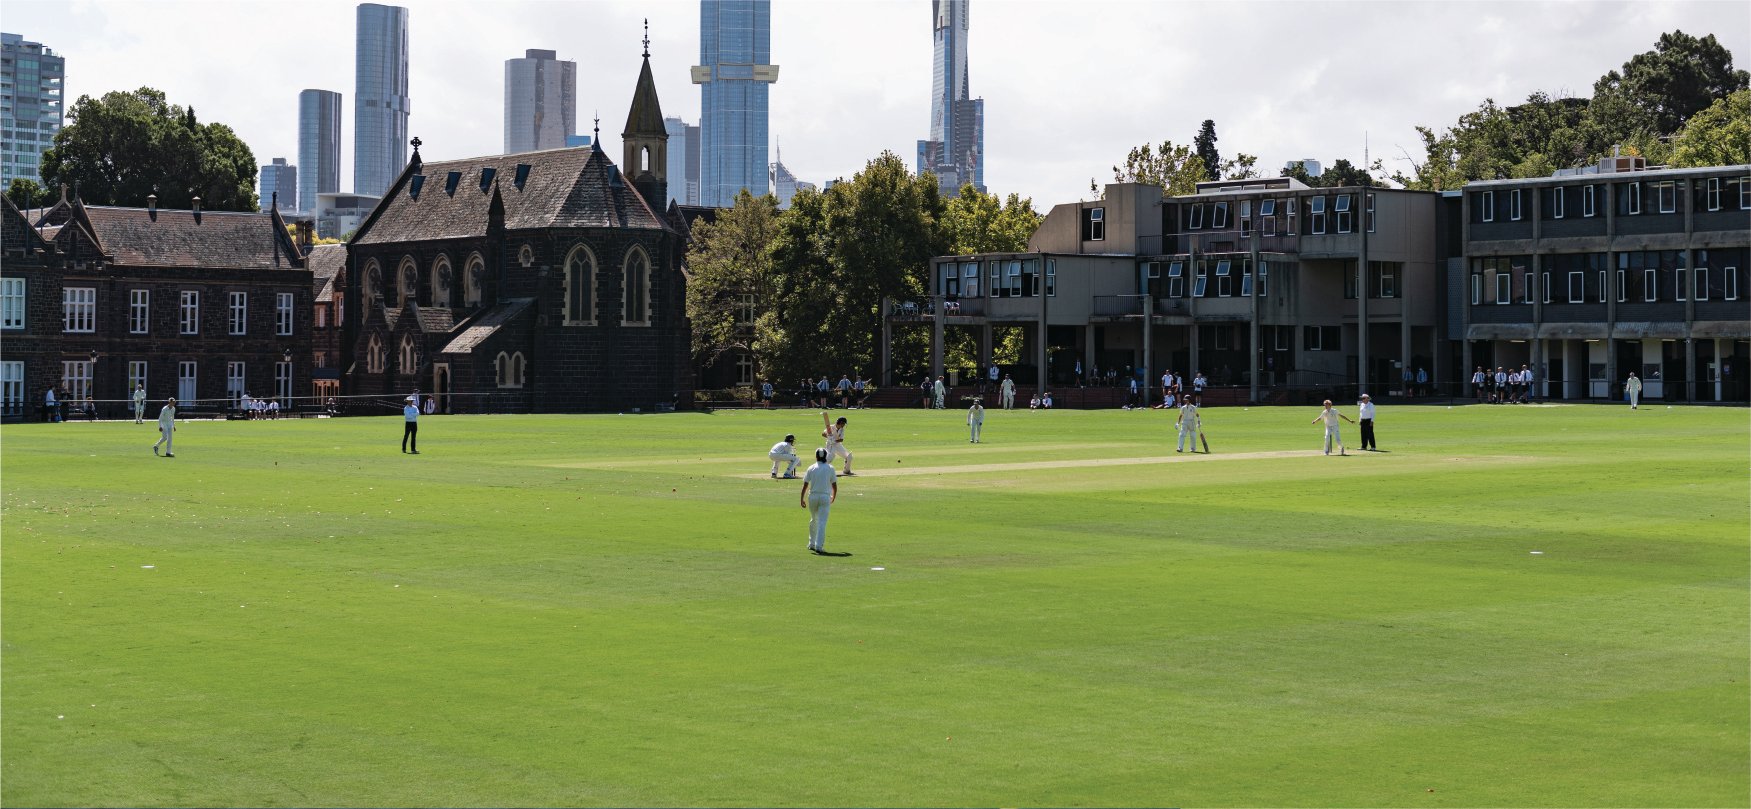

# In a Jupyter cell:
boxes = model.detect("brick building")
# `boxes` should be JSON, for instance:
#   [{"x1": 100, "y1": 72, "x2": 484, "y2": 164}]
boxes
[
  {"x1": 1, "y1": 194, "x2": 312, "y2": 420},
  {"x1": 341, "y1": 45, "x2": 691, "y2": 412},
  {"x1": 306, "y1": 243, "x2": 346, "y2": 402}
]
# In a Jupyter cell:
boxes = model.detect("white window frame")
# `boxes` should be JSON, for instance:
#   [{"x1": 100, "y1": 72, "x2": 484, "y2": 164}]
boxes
[
  {"x1": 276, "y1": 292, "x2": 295, "y2": 335},
  {"x1": 180, "y1": 291, "x2": 200, "y2": 335},
  {"x1": 1309, "y1": 196, "x2": 1327, "y2": 234},
  {"x1": 1568, "y1": 271, "x2": 1584, "y2": 303},
  {"x1": 1335, "y1": 194, "x2": 1353, "y2": 234},
  {"x1": 1262, "y1": 213, "x2": 1276, "y2": 237},
  {"x1": 128, "y1": 360, "x2": 148, "y2": 393},
  {"x1": 1479, "y1": 190, "x2": 1495, "y2": 223},
  {"x1": 1215, "y1": 259, "x2": 1232, "y2": 297},
  {"x1": 1693, "y1": 268, "x2": 1707, "y2": 301},
  {"x1": 1166, "y1": 261, "x2": 1184, "y2": 297},
  {"x1": 1258, "y1": 262, "x2": 1268, "y2": 297},
  {"x1": 1509, "y1": 189, "x2": 1523, "y2": 221},
  {"x1": 1599, "y1": 270, "x2": 1608, "y2": 303},
  {"x1": 178, "y1": 361, "x2": 198, "y2": 402},
  {"x1": 1616, "y1": 269, "x2": 1627, "y2": 303},
  {"x1": 1212, "y1": 202, "x2": 1229, "y2": 229},
  {"x1": 1495, "y1": 272, "x2": 1511, "y2": 304},
  {"x1": 1188, "y1": 204, "x2": 1203, "y2": 230},
  {"x1": 129, "y1": 289, "x2": 150, "y2": 334},
  {"x1": 1675, "y1": 266, "x2": 1687, "y2": 301},
  {"x1": 226, "y1": 361, "x2": 246, "y2": 405},
  {"x1": 1583, "y1": 185, "x2": 1597, "y2": 217},
  {"x1": 61, "y1": 360, "x2": 92, "y2": 401},
  {"x1": 1005, "y1": 260, "x2": 1022, "y2": 297},
  {"x1": 1, "y1": 277, "x2": 24, "y2": 329},
  {"x1": 63, "y1": 287, "x2": 96, "y2": 333},
  {"x1": 1541, "y1": 271, "x2": 1551, "y2": 304},
  {"x1": 1379, "y1": 264, "x2": 1398, "y2": 299},
  {"x1": 1045, "y1": 259, "x2": 1056, "y2": 297},
  {"x1": 229, "y1": 291, "x2": 248, "y2": 335},
  {"x1": 1520, "y1": 265, "x2": 1534, "y2": 303},
  {"x1": 1552, "y1": 187, "x2": 1565, "y2": 219},
  {"x1": 1365, "y1": 193, "x2": 1376, "y2": 233},
  {"x1": 1705, "y1": 178, "x2": 1721, "y2": 211},
  {"x1": 1471, "y1": 273, "x2": 1482, "y2": 305},
  {"x1": 963, "y1": 262, "x2": 979, "y2": 298},
  {"x1": 275, "y1": 360, "x2": 293, "y2": 401},
  {"x1": 1258, "y1": 199, "x2": 1276, "y2": 217},
  {"x1": 1626, "y1": 182, "x2": 1642, "y2": 215},
  {"x1": 1192, "y1": 264, "x2": 1209, "y2": 297},
  {"x1": 1240, "y1": 263, "x2": 1253, "y2": 297},
  {"x1": 735, "y1": 354, "x2": 755, "y2": 386},
  {"x1": 1726, "y1": 266, "x2": 1739, "y2": 300},
  {"x1": 1085, "y1": 207, "x2": 1105, "y2": 241},
  {"x1": 0, "y1": 360, "x2": 23, "y2": 413},
  {"x1": 1643, "y1": 268, "x2": 1658, "y2": 302},
  {"x1": 1655, "y1": 181, "x2": 1676, "y2": 214},
  {"x1": 1740, "y1": 178, "x2": 1750, "y2": 210}
]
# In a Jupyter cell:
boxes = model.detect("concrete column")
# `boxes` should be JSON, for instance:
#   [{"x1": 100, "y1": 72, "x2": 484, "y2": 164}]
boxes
[
  {"x1": 1036, "y1": 317, "x2": 1049, "y2": 396},
  {"x1": 1462, "y1": 340, "x2": 1473, "y2": 397},
  {"x1": 1685, "y1": 338, "x2": 1697, "y2": 402},
  {"x1": 981, "y1": 323, "x2": 993, "y2": 369},
  {"x1": 1083, "y1": 323, "x2": 1096, "y2": 385},
  {"x1": 1715, "y1": 338, "x2": 1725, "y2": 401},
  {"x1": 880, "y1": 298, "x2": 892, "y2": 386},
  {"x1": 930, "y1": 310, "x2": 944, "y2": 381}
]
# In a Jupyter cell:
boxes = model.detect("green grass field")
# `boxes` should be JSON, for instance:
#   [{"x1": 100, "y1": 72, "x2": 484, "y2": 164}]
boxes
[{"x1": 2, "y1": 403, "x2": 1746, "y2": 807}]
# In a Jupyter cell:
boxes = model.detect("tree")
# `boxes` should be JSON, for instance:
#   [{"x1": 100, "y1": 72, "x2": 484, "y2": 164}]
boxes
[
  {"x1": 1669, "y1": 89, "x2": 1751, "y2": 168},
  {"x1": 1113, "y1": 140, "x2": 1208, "y2": 196},
  {"x1": 6, "y1": 178, "x2": 49, "y2": 210},
  {"x1": 1588, "y1": 30, "x2": 1750, "y2": 143},
  {"x1": 1193, "y1": 120, "x2": 1221, "y2": 182},
  {"x1": 941, "y1": 185, "x2": 1041, "y2": 255},
  {"x1": 41, "y1": 87, "x2": 258, "y2": 212},
  {"x1": 684, "y1": 189, "x2": 782, "y2": 371}
]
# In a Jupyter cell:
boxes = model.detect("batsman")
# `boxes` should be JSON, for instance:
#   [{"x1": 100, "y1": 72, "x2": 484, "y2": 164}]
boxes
[
  {"x1": 822, "y1": 412, "x2": 856, "y2": 475},
  {"x1": 1175, "y1": 398, "x2": 1204, "y2": 453}
]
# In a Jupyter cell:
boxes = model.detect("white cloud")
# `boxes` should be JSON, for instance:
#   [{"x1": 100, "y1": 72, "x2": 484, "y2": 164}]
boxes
[{"x1": 3, "y1": 0, "x2": 1746, "y2": 209}]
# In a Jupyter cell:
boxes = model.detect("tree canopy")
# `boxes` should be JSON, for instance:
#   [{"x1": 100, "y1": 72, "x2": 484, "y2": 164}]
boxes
[
  {"x1": 941, "y1": 185, "x2": 1041, "y2": 255},
  {"x1": 42, "y1": 87, "x2": 258, "y2": 212},
  {"x1": 6, "y1": 178, "x2": 50, "y2": 210},
  {"x1": 1669, "y1": 88, "x2": 1751, "y2": 168}
]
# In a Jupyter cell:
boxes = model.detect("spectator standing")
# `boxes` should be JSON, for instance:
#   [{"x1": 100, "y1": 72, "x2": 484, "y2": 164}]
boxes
[
  {"x1": 1074, "y1": 359, "x2": 1084, "y2": 387},
  {"x1": 1193, "y1": 371, "x2": 1207, "y2": 403},
  {"x1": 1520, "y1": 365, "x2": 1534, "y2": 402},
  {"x1": 1472, "y1": 367, "x2": 1487, "y2": 399},
  {"x1": 985, "y1": 363, "x2": 999, "y2": 394},
  {"x1": 1357, "y1": 393, "x2": 1378, "y2": 450},
  {"x1": 43, "y1": 387, "x2": 57, "y2": 422},
  {"x1": 1416, "y1": 367, "x2": 1429, "y2": 397},
  {"x1": 1494, "y1": 367, "x2": 1508, "y2": 404},
  {"x1": 852, "y1": 375, "x2": 867, "y2": 408},
  {"x1": 402, "y1": 396, "x2": 421, "y2": 454},
  {"x1": 760, "y1": 380, "x2": 774, "y2": 407},
  {"x1": 816, "y1": 377, "x2": 831, "y2": 408}
]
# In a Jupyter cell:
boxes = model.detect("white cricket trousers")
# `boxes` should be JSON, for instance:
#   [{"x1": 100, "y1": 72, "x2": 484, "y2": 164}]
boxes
[
  {"x1": 1001, "y1": 392, "x2": 1014, "y2": 409},
  {"x1": 770, "y1": 450, "x2": 799, "y2": 476},
  {"x1": 1323, "y1": 425, "x2": 1343, "y2": 454},
  {"x1": 1628, "y1": 390, "x2": 1640, "y2": 408},
  {"x1": 827, "y1": 441, "x2": 853, "y2": 471},
  {"x1": 969, "y1": 422, "x2": 981, "y2": 442},
  {"x1": 134, "y1": 403, "x2": 145, "y2": 422},
  {"x1": 1178, "y1": 423, "x2": 1198, "y2": 451},
  {"x1": 154, "y1": 426, "x2": 173, "y2": 454},
  {"x1": 807, "y1": 496, "x2": 832, "y2": 551}
]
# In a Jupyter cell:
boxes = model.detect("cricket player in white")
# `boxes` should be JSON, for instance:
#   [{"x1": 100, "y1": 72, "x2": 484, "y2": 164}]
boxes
[
  {"x1": 1624, "y1": 372, "x2": 1642, "y2": 408},
  {"x1": 152, "y1": 398, "x2": 177, "y2": 457},
  {"x1": 967, "y1": 399, "x2": 985, "y2": 443},
  {"x1": 823, "y1": 413, "x2": 855, "y2": 475},
  {"x1": 1000, "y1": 375, "x2": 1016, "y2": 409},
  {"x1": 1175, "y1": 400, "x2": 1200, "y2": 452},
  {"x1": 1311, "y1": 399, "x2": 1355, "y2": 455},
  {"x1": 132, "y1": 384, "x2": 147, "y2": 423},
  {"x1": 769, "y1": 434, "x2": 801, "y2": 478},
  {"x1": 800, "y1": 448, "x2": 838, "y2": 554},
  {"x1": 932, "y1": 376, "x2": 947, "y2": 409}
]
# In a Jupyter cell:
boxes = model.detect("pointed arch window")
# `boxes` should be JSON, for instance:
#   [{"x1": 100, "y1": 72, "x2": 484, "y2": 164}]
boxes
[
  {"x1": 363, "y1": 259, "x2": 383, "y2": 303},
  {"x1": 397, "y1": 257, "x2": 418, "y2": 308},
  {"x1": 399, "y1": 334, "x2": 418, "y2": 374},
  {"x1": 564, "y1": 245, "x2": 598, "y2": 325},
  {"x1": 431, "y1": 255, "x2": 452, "y2": 308},
  {"x1": 495, "y1": 351, "x2": 526, "y2": 388},
  {"x1": 464, "y1": 253, "x2": 484, "y2": 307},
  {"x1": 366, "y1": 334, "x2": 385, "y2": 373},
  {"x1": 622, "y1": 246, "x2": 650, "y2": 326}
]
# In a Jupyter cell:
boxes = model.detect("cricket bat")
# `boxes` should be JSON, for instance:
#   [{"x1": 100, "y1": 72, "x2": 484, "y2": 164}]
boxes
[
  {"x1": 822, "y1": 410, "x2": 832, "y2": 439},
  {"x1": 1200, "y1": 432, "x2": 1210, "y2": 453}
]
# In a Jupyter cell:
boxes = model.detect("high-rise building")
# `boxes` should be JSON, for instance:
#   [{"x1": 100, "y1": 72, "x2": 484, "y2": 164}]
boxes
[
  {"x1": 694, "y1": 0, "x2": 778, "y2": 208},
  {"x1": 1, "y1": 33, "x2": 66, "y2": 189},
  {"x1": 259, "y1": 158, "x2": 298, "y2": 212},
  {"x1": 915, "y1": 0, "x2": 984, "y2": 198},
  {"x1": 663, "y1": 117, "x2": 703, "y2": 206},
  {"x1": 298, "y1": 89, "x2": 342, "y2": 214},
  {"x1": 770, "y1": 147, "x2": 810, "y2": 209},
  {"x1": 504, "y1": 49, "x2": 576, "y2": 154},
  {"x1": 354, "y1": 3, "x2": 410, "y2": 196}
]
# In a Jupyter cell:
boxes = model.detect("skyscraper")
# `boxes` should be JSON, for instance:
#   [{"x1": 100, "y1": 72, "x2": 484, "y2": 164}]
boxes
[
  {"x1": 694, "y1": 0, "x2": 778, "y2": 208},
  {"x1": 354, "y1": 3, "x2": 409, "y2": 196},
  {"x1": 916, "y1": 0, "x2": 984, "y2": 198},
  {"x1": 1, "y1": 32, "x2": 65, "y2": 189},
  {"x1": 663, "y1": 117, "x2": 703, "y2": 206},
  {"x1": 504, "y1": 49, "x2": 577, "y2": 154},
  {"x1": 259, "y1": 157, "x2": 298, "y2": 212},
  {"x1": 298, "y1": 89, "x2": 342, "y2": 215}
]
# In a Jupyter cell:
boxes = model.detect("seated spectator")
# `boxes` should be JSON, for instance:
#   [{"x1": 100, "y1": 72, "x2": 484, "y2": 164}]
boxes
[
  {"x1": 1043, "y1": 392, "x2": 1054, "y2": 409},
  {"x1": 1029, "y1": 394, "x2": 1040, "y2": 410}
]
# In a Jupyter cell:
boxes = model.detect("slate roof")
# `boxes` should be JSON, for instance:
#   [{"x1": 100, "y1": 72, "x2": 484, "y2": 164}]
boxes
[
  {"x1": 306, "y1": 243, "x2": 346, "y2": 301},
  {"x1": 410, "y1": 304, "x2": 455, "y2": 334},
  {"x1": 440, "y1": 298, "x2": 534, "y2": 354},
  {"x1": 2, "y1": 196, "x2": 50, "y2": 255},
  {"x1": 77, "y1": 205, "x2": 304, "y2": 270},
  {"x1": 352, "y1": 146, "x2": 668, "y2": 246}
]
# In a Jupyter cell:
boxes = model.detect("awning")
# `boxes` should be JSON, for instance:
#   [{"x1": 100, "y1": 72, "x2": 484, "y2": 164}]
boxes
[
  {"x1": 1611, "y1": 322, "x2": 1687, "y2": 340},
  {"x1": 1465, "y1": 323, "x2": 1536, "y2": 341},
  {"x1": 1536, "y1": 323, "x2": 1610, "y2": 340},
  {"x1": 1691, "y1": 320, "x2": 1751, "y2": 339}
]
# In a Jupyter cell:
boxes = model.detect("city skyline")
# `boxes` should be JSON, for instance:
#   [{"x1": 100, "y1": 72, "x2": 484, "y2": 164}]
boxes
[
  {"x1": 917, "y1": 0, "x2": 983, "y2": 198},
  {"x1": 504, "y1": 48, "x2": 577, "y2": 154},
  {"x1": 695, "y1": 0, "x2": 778, "y2": 207},
  {"x1": 0, "y1": 1, "x2": 1746, "y2": 209},
  {"x1": 353, "y1": 3, "x2": 409, "y2": 197},
  {"x1": 297, "y1": 89, "x2": 343, "y2": 216}
]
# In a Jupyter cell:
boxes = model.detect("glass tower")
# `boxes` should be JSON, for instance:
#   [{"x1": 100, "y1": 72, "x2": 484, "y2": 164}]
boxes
[
  {"x1": 1, "y1": 32, "x2": 65, "y2": 189},
  {"x1": 915, "y1": 0, "x2": 984, "y2": 197},
  {"x1": 694, "y1": 0, "x2": 778, "y2": 208},
  {"x1": 504, "y1": 49, "x2": 577, "y2": 154},
  {"x1": 259, "y1": 158, "x2": 298, "y2": 212},
  {"x1": 298, "y1": 89, "x2": 342, "y2": 215},
  {"x1": 354, "y1": 3, "x2": 409, "y2": 196}
]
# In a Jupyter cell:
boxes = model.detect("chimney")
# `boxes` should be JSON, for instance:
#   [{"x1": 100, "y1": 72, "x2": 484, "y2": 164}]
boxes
[
  {"x1": 271, "y1": 190, "x2": 279, "y2": 211},
  {"x1": 147, "y1": 193, "x2": 157, "y2": 220},
  {"x1": 191, "y1": 196, "x2": 202, "y2": 222}
]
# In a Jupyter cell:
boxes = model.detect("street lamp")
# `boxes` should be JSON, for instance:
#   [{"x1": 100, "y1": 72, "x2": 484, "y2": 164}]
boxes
[{"x1": 88, "y1": 351, "x2": 99, "y2": 419}]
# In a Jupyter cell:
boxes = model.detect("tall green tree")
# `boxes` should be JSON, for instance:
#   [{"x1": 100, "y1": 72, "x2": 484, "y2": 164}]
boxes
[
  {"x1": 1283, "y1": 157, "x2": 1384, "y2": 187},
  {"x1": 941, "y1": 185, "x2": 1041, "y2": 254},
  {"x1": 41, "y1": 87, "x2": 258, "y2": 212},
  {"x1": 1112, "y1": 140, "x2": 1208, "y2": 195},
  {"x1": 684, "y1": 190, "x2": 782, "y2": 372},
  {"x1": 1588, "y1": 30, "x2": 1749, "y2": 143},
  {"x1": 1193, "y1": 120, "x2": 1221, "y2": 182},
  {"x1": 6, "y1": 178, "x2": 49, "y2": 210},
  {"x1": 1669, "y1": 88, "x2": 1751, "y2": 168}
]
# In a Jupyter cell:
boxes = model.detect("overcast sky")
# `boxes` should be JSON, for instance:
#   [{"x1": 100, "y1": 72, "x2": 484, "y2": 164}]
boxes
[{"x1": 5, "y1": 0, "x2": 1748, "y2": 208}]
